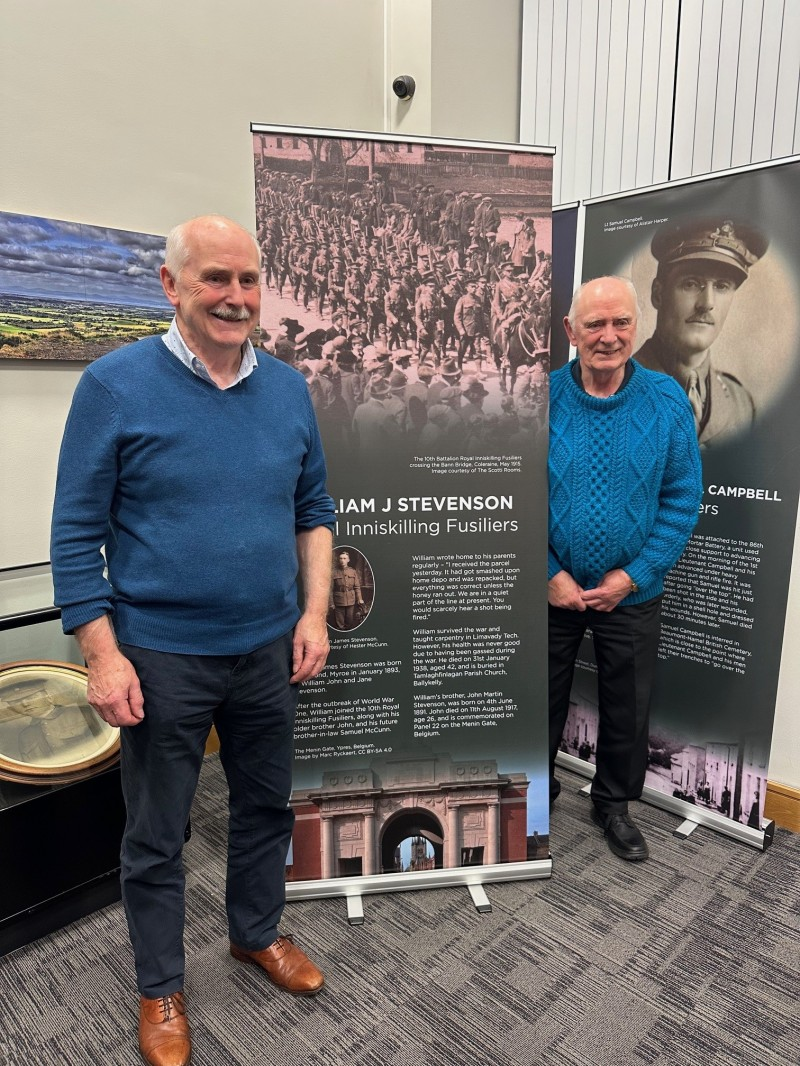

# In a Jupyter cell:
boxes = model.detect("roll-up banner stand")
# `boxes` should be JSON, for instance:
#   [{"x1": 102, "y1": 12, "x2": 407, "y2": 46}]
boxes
[
  {"x1": 560, "y1": 156, "x2": 800, "y2": 850},
  {"x1": 550, "y1": 203, "x2": 579, "y2": 371},
  {"x1": 251, "y1": 126, "x2": 555, "y2": 900}
]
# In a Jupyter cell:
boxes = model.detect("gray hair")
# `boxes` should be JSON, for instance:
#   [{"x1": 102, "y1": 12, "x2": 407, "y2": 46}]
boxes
[
  {"x1": 163, "y1": 215, "x2": 261, "y2": 278},
  {"x1": 567, "y1": 275, "x2": 639, "y2": 327}
]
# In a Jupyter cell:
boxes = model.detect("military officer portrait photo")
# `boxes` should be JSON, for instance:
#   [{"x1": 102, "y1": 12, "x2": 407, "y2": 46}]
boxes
[
  {"x1": 629, "y1": 216, "x2": 797, "y2": 449},
  {"x1": 327, "y1": 546, "x2": 374, "y2": 632}
]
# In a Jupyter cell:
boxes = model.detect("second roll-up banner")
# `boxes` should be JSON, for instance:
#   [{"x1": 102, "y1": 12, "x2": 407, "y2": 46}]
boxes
[
  {"x1": 251, "y1": 127, "x2": 555, "y2": 890},
  {"x1": 569, "y1": 159, "x2": 800, "y2": 838}
]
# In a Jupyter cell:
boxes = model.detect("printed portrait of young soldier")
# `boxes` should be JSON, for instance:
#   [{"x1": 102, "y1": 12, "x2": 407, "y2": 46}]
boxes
[
  {"x1": 329, "y1": 549, "x2": 365, "y2": 631},
  {"x1": 635, "y1": 218, "x2": 768, "y2": 448}
]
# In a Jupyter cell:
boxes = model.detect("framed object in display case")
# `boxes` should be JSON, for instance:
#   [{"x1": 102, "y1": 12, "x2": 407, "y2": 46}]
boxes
[
  {"x1": 0, "y1": 661, "x2": 120, "y2": 785},
  {"x1": 0, "y1": 568, "x2": 126, "y2": 956}
]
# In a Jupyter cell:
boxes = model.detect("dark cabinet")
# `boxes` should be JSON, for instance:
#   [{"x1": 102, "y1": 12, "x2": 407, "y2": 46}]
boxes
[{"x1": 0, "y1": 567, "x2": 125, "y2": 956}]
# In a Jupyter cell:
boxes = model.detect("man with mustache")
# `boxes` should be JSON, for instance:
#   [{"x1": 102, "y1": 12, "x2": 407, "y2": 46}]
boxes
[
  {"x1": 635, "y1": 219, "x2": 768, "y2": 447},
  {"x1": 51, "y1": 215, "x2": 335, "y2": 1066}
]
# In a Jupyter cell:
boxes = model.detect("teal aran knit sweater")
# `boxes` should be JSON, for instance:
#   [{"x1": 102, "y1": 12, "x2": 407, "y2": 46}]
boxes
[{"x1": 548, "y1": 359, "x2": 703, "y2": 605}]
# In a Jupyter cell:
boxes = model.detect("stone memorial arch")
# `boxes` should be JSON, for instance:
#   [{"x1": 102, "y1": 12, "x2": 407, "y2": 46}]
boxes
[{"x1": 290, "y1": 752, "x2": 529, "y2": 881}]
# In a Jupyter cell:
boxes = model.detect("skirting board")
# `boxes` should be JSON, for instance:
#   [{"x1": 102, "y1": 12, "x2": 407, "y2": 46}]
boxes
[{"x1": 765, "y1": 781, "x2": 800, "y2": 832}]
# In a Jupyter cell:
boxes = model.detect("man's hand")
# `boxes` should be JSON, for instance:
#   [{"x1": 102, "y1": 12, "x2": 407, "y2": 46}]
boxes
[
  {"x1": 548, "y1": 570, "x2": 586, "y2": 610},
  {"x1": 291, "y1": 612, "x2": 330, "y2": 683},
  {"x1": 75, "y1": 615, "x2": 144, "y2": 727},
  {"x1": 86, "y1": 649, "x2": 145, "y2": 727},
  {"x1": 580, "y1": 569, "x2": 634, "y2": 612}
]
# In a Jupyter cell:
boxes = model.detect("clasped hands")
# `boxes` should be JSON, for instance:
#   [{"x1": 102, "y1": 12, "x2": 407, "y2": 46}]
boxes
[{"x1": 548, "y1": 568, "x2": 634, "y2": 612}]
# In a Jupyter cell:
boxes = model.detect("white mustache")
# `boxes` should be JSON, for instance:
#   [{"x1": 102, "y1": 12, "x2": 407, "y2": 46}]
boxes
[{"x1": 211, "y1": 305, "x2": 251, "y2": 322}]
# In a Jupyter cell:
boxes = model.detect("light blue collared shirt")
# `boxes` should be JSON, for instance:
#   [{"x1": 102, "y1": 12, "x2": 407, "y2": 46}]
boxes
[{"x1": 163, "y1": 319, "x2": 258, "y2": 389}]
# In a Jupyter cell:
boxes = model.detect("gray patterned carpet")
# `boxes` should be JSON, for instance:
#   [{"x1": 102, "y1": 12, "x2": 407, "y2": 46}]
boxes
[{"x1": 2, "y1": 758, "x2": 798, "y2": 1066}]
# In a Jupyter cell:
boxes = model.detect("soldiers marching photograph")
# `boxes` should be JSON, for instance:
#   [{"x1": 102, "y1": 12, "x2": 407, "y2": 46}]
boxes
[{"x1": 252, "y1": 132, "x2": 552, "y2": 463}]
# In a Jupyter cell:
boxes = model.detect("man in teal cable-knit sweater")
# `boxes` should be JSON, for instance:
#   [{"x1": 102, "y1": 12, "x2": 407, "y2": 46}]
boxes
[
  {"x1": 549, "y1": 276, "x2": 702, "y2": 862},
  {"x1": 51, "y1": 216, "x2": 335, "y2": 1066}
]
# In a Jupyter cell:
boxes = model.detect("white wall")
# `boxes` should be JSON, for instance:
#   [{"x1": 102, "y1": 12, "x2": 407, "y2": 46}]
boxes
[
  {"x1": 521, "y1": 0, "x2": 680, "y2": 204},
  {"x1": 671, "y1": 0, "x2": 800, "y2": 179},
  {"x1": 0, "y1": 0, "x2": 386, "y2": 232},
  {"x1": 431, "y1": 0, "x2": 523, "y2": 144}
]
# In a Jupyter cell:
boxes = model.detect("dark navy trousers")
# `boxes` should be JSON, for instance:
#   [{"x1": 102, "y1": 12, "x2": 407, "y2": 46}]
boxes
[
  {"x1": 548, "y1": 596, "x2": 662, "y2": 815},
  {"x1": 118, "y1": 633, "x2": 297, "y2": 998}
]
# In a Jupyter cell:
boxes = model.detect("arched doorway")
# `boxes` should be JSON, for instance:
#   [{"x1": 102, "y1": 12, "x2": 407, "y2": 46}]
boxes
[{"x1": 380, "y1": 808, "x2": 444, "y2": 873}]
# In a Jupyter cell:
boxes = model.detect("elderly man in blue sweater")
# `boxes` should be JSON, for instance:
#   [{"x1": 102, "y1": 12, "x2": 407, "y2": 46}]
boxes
[
  {"x1": 549, "y1": 275, "x2": 702, "y2": 862},
  {"x1": 51, "y1": 215, "x2": 335, "y2": 1066}
]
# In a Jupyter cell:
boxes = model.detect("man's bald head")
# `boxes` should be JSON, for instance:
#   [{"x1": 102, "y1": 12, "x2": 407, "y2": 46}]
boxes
[
  {"x1": 567, "y1": 276, "x2": 639, "y2": 329},
  {"x1": 164, "y1": 215, "x2": 261, "y2": 279},
  {"x1": 563, "y1": 277, "x2": 639, "y2": 391}
]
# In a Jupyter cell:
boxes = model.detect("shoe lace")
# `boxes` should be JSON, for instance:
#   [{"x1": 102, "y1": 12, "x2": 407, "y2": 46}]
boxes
[{"x1": 157, "y1": 994, "x2": 182, "y2": 1022}]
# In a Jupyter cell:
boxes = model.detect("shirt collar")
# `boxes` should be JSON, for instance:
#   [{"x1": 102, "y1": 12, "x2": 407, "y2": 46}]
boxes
[
  {"x1": 163, "y1": 318, "x2": 258, "y2": 389},
  {"x1": 570, "y1": 356, "x2": 634, "y2": 394}
]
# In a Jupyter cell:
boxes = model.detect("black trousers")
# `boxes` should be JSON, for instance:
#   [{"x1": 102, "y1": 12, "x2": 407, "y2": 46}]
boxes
[
  {"x1": 118, "y1": 632, "x2": 297, "y2": 998},
  {"x1": 548, "y1": 597, "x2": 662, "y2": 815}
]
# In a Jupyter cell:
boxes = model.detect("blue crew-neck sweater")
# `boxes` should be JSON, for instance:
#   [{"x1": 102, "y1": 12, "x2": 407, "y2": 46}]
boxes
[
  {"x1": 548, "y1": 359, "x2": 703, "y2": 604},
  {"x1": 51, "y1": 337, "x2": 336, "y2": 654}
]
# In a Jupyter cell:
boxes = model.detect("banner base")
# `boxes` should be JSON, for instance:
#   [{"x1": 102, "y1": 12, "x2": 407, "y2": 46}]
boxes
[
  {"x1": 556, "y1": 752, "x2": 774, "y2": 852},
  {"x1": 345, "y1": 895, "x2": 364, "y2": 926},
  {"x1": 286, "y1": 858, "x2": 552, "y2": 904},
  {"x1": 467, "y1": 883, "x2": 492, "y2": 913}
]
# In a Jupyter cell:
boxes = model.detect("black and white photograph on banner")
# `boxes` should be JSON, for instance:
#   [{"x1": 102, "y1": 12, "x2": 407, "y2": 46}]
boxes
[
  {"x1": 630, "y1": 217, "x2": 795, "y2": 450},
  {"x1": 327, "y1": 545, "x2": 374, "y2": 633},
  {"x1": 252, "y1": 127, "x2": 554, "y2": 885},
  {"x1": 251, "y1": 131, "x2": 552, "y2": 469},
  {"x1": 574, "y1": 160, "x2": 800, "y2": 830}
]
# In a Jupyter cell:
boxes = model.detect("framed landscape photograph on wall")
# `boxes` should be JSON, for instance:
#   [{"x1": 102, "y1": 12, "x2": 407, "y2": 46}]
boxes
[{"x1": 0, "y1": 212, "x2": 170, "y2": 362}]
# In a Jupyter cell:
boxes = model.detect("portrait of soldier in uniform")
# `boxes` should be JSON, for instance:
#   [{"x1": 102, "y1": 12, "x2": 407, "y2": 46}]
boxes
[
  {"x1": 633, "y1": 218, "x2": 769, "y2": 448},
  {"x1": 328, "y1": 547, "x2": 374, "y2": 632},
  {"x1": 0, "y1": 671, "x2": 115, "y2": 775}
]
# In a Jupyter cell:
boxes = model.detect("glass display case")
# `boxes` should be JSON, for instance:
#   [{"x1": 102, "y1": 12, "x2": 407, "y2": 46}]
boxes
[{"x1": 0, "y1": 563, "x2": 126, "y2": 956}]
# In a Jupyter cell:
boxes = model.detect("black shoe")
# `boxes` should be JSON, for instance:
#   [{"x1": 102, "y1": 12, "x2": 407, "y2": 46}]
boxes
[
  {"x1": 549, "y1": 778, "x2": 561, "y2": 809},
  {"x1": 591, "y1": 806, "x2": 649, "y2": 861}
]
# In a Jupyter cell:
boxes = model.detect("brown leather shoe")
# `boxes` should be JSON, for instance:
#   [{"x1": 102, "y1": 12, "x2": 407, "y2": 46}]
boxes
[
  {"x1": 138, "y1": 991, "x2": 191, "y2": 1066},
  {"x1": 230, "y1": 935, "x2": 325, "y2": 996}
]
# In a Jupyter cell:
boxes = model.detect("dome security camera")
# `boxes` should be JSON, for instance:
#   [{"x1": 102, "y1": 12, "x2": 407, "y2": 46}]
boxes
[{"x1": 392, "y1": 75, "x2": 416, "y2": 100}]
